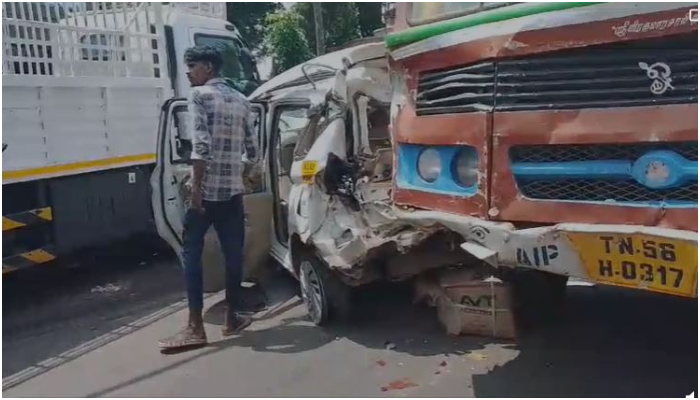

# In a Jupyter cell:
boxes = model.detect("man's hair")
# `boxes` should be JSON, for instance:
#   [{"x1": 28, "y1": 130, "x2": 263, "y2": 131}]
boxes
[{"x1": 184, "y1": 45, "x2": 223, "y2": 74}]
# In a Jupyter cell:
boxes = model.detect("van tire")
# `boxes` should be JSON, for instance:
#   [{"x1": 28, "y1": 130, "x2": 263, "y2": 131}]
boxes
[{"x1": 298, "y1": 252, "x2": 351, "y2": 326}]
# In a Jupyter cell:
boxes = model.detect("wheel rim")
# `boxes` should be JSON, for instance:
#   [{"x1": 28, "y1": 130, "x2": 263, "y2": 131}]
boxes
[{"x1": 300, "y1": 260, "x2": 324, "y2": 324}]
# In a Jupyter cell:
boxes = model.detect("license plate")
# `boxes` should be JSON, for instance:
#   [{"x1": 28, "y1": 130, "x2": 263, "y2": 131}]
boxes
[{"x1": 567, "y1": 233, "x2": 698, "y2": 298}]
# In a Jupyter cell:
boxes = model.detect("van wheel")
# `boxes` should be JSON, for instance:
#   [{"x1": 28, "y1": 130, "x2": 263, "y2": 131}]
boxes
[{"x1": 298, "y1": 253, "x2": 351, "y2": 326}]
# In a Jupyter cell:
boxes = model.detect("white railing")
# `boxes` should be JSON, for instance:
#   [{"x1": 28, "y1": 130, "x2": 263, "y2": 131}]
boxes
[
  {"x1": 171, "y1": 2, "x2": 226, "y2": 20},
  {"x1": 2, "y1": 2, "x2": 167, "y2": 79}
]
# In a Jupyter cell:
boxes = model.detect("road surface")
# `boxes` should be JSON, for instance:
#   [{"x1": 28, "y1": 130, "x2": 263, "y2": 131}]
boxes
[{"x1": 3, "y1": 243, "x2": 698, "y2": 397}]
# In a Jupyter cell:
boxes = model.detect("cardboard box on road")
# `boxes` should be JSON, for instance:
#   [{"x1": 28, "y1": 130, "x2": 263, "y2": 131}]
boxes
[{"x1": 416, "y1": 268, "x2": 517, "y2": 339}]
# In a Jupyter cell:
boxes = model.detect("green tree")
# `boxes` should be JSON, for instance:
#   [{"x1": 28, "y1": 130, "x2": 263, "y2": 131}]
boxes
[
  {"x1": 293, "y1": 3, "x2": 362, "y2": 54},
  {"x1": 263, "y1": 10, "x2": 314, "y2": 76},
  {"x1": 356, "y1": 3, "x2": 384, "y2": 37},
  {"x1": 227, "y1": 2, "x2": 282, "y2": 54}
]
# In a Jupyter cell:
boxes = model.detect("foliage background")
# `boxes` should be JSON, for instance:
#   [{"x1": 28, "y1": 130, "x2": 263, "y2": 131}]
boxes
[{"x1": 228, "y1": 3, "x2": 385, "y2": 77}]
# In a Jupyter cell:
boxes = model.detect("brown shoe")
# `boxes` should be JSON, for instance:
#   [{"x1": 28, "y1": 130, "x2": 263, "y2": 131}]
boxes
[
  {"x1": 222, "y1": 314, "x2": 252, "y2": 337},
  {"x1": 158, "y1": 325, "x2": 207, "y2": 349}
]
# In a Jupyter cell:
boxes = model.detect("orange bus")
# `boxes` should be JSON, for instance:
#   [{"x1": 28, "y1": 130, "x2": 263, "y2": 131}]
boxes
[{"x1": 385, "y1": 2, "x2": 698, "y2": 298}]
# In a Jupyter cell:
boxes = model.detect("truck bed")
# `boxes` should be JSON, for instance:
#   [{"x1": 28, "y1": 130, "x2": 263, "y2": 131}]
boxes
[
  {"x1": 3, "y1": 76, "x2": 170, "y2": 183},
  {"x1": 2, "y1": 2, "x2": 171, "y2": 184}
]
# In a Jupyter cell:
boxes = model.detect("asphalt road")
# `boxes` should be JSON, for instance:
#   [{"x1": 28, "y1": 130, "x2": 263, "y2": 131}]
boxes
[
  {"x1": 2, "y1": 241, "x2": 698, "y2": 397},
  {"x1": 2, "y1": 240, "x2": 186, "y2": 379}
]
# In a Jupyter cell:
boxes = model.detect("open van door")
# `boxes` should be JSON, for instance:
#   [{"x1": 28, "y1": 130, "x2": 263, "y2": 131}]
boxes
[{"x1": 151, "y1": 98, "x2": 272, "y2": 291}]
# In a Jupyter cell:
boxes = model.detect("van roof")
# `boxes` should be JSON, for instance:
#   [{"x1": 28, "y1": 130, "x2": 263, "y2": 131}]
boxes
[{"x1": 250, "y1": 42, "x2": 386, "y2": 100}]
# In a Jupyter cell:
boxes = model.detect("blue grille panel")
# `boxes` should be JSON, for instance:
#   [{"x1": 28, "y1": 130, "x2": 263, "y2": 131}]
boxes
[
  {"x1": 510, "y1": 141, "x2": 698, "y2": 163},
  {"x1": 510, "y1": 142, "x2": 698, "y2": 207},
  {"x1": 518, "y1": 180, "x2": 697, "y2": 205}
]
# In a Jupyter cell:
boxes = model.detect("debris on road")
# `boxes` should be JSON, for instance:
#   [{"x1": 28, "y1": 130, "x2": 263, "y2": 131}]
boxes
[
  {"x1": 415, "y1": 268, "x2": 516, "y2": 339},
  {"x1": 567, "y1": 278, "x2": 596, "y2": 287},
  {"x1": 376, "y1": 360, "x2": 386, "y2": 367},
  {"x1": 466, "y1": 352, "x2": 488, "y2": 361},
  {"x1": 381, "y1": 378, "x2": 418, "y2": 392},
  {"x1": 90, "y1": 283, "x2": 125, "y2": 294}
]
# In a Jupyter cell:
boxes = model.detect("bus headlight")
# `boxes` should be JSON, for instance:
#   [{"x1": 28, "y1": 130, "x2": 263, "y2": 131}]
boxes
[
  {"x1": 453, "y1": 148, "x2": 479, "y2": 187},
  {"x1": 417, "y1": 148, "x2": 441, "y2": 183}
]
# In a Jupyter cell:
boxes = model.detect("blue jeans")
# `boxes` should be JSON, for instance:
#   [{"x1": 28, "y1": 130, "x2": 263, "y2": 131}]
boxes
[{"x1": 182, "y1": 195, "x2": 245, "y2": 313}]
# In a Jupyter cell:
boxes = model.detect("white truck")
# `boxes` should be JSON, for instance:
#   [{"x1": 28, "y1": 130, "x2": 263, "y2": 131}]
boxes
[{"x1": 2, "y1": 2, "x2": 260, "y2": 274}]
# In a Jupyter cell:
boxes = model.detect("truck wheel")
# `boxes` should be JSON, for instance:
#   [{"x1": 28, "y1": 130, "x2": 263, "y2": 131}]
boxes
[{"x1": 298, "y1": 253, "x2": 351, "y2": 326}]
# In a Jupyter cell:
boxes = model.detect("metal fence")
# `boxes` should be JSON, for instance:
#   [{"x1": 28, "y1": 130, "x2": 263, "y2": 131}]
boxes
[{"x1": 2, "y1": 2, "x2": 167, "y2": 79}]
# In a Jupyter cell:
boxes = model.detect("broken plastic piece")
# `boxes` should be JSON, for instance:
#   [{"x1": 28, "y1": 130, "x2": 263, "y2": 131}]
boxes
[{"x1": 460, "y1": 241, "x2": 498, "y2": 266}]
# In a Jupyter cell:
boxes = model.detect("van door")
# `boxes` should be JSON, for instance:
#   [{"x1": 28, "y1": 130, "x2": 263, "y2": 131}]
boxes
[
  {"x1": 267, "y1": 101, "x2": 311, "y2": 247},
  {"x1": 151, "y1": 98, "x2": 272, "y2": 290}
]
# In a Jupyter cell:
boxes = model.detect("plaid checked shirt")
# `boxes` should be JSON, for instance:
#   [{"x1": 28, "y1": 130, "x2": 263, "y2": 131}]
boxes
[{"x1": 189, "y1": 78, "x2": 258, "y2": 202}]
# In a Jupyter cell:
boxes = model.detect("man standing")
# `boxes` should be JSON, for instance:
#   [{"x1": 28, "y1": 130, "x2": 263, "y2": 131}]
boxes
[{"x1": 159, "y1": 46, "x2": 258, "y2": 349}]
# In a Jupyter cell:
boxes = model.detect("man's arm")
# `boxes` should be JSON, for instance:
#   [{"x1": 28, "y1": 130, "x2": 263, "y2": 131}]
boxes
[{"x1": 188, "y1": 89, "x2": 210, "y2": 210}]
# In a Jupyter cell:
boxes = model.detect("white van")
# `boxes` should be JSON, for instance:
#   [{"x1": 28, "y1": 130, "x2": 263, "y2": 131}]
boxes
[{"x1": 152, "y1": 42, "x2": 396, "y2": 324}]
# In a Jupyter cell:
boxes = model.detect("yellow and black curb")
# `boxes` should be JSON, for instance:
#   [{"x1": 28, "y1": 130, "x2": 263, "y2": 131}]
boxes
[
  {"x1": 2, "y1": 247, "x2": 57, "y2": 275},
  {"x1": 2, "y1": 207, "x2": 53, "y2": 232}
]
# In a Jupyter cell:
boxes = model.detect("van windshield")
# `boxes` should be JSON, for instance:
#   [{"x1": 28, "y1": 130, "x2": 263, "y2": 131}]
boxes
[{"x1": 194, "y1": 33, "x2": 259, "y2": 95}]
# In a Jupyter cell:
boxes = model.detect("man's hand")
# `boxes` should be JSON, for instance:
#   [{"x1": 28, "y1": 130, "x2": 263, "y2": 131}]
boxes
[
  {"x1": 190, "y1": 159, "x2": 206, "y2": 213},
  {"x1": 190, "y1": 187, "x2": 204, "y2": 213},
  {"x1": 243, "y1": 161, "x2": 263, "y2": 194}
]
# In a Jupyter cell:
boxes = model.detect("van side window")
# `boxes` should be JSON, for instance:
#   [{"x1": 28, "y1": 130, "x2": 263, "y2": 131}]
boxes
[
  {"x1": 170, "y1": 105, "x2": 191, "y2": 162},
  {"x1": 271, "y1": 105, "x2": 311, "y2": 244},
  {"x1": 275, "y1": 107, "x2": 310, "y2": 176},
  {"x1": 367, "y1": 102, "x2": 391, "y2": 153}
]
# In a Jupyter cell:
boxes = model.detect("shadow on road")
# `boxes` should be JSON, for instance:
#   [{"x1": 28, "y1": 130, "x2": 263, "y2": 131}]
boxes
[
  {"x1": 86, "y1": 271, "x2": 494, "y2": 397},
  {"x1": 205, "y1": 269, "x2": 501, "y2": 357},
  {"x1": 472, "y1": 286, "x2": 698, "y2": 398},
  {"x1": 16, "y1": 261, "x2": 695, "y2": 398},
  {"x1": 195, "y1": 269, "x2": 699, "y2": 397},
  {"x1": 2, "y1": 240, "x2": 185, "y2": 387}
]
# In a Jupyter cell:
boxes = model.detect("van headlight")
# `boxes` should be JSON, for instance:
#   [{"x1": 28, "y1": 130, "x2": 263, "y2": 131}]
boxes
[
  {"x1": 453, "y1": 148, "x2": 479, "y2": 187},
  {"x1": 417, "y1": 148, "x2": 441, "y2": 183}
]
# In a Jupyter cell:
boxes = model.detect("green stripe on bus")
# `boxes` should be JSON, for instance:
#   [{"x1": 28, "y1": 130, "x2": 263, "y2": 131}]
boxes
[{"x1": 385, "y1": 2, "x2": 605, "y2": 49}]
